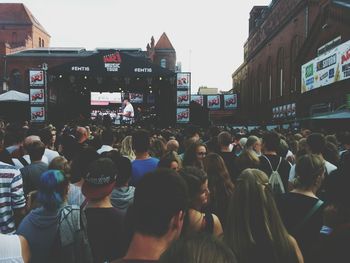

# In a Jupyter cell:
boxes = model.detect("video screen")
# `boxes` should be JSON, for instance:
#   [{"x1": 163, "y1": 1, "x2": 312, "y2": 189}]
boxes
[
  {"x1": 91, "y1": 92, "x2": 122, "y2": 105},
  {"x1": 91, "y1": 109, "x2": 118, "y2": 120}
]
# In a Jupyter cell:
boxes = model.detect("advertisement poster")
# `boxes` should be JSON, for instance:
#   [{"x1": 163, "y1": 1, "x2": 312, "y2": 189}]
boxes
[
  {"x1": 273, "y1": 103, "x2": 296, "y2": 119},
  {"x1": 29, "y1": 70, "x2": 44, "y2": 86},
  {"x1": 224, "y1": 94, "x2": 238, "y2": 109},
  {"x1": 103, "y1": 52, "x2": 122, "y2": 72},
  {"x1": 129, "y1": 93, "x2": 143, "y2": 103},
  {"x1": 30, "y1": 89, "x2": 45, "y2": 105},
  {"x1": 177, "y1": 73, "x2": 191, "y2": 90},
  {"x1": 207, "y1": 95, "x2": 221, "y2": 110},
  {"x1": 31, "y1": 107, "x2": 45, "y2": 122},
  {"x1": 191, "y1": 95, "x2": 203, "y2": 106},
  {"x1": 176, "y1": 108, "x2": 190, "y2": 123},
  {"x1": 177, "y1": 90, "x2": 189, "y2": 106},
  {"x1": 301, "y1": 39, "x2": 350, "y2": 93}
]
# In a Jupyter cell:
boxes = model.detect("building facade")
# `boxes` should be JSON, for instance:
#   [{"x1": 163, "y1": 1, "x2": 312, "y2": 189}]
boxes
[{"x1": 232, "y1": 0, "x2": 350, "y2": 125}]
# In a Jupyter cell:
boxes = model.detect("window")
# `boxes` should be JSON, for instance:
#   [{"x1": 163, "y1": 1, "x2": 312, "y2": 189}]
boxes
[
  {"x1": 277, "y1": 48, "x2": 284, "y2": 97},
  {"x1": 39, "y1": 37, "x2": 42, "y2": 47},
  {"x1": 290, "y1": 36, "x2": 300, "y2": 93},
  {"x1": 42, "y1": 39, "x2": 45, "y2": 47},
  {"x1": 266, "y1": 57, "x2": 272, "y2": 101},
  {"x1": 10, "y1": 69, "x2": 22, "y2": 91},
  {"x1": 257, "y1": 64, "x2": 263, "y2": 103},
  {"x1": 160, "y1": 58, "x2": 166, "y2": 68}
]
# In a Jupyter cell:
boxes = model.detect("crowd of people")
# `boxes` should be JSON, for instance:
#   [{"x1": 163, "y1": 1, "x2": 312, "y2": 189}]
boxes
[{"x1": 0, "y1": 119, "x2": 350, "y2": 263}]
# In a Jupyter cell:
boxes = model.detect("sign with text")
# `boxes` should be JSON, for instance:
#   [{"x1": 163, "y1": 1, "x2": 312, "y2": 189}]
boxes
[
  {"x1": 273, "y1": 103, "x2": 296, "y2": 119},
  {"x1": 224, "y1": 94, "x2": 237, "y2": 109},
  {"x1": 30, "y1": 106, "x2": 45, "y2": 122},
  {"x1": 191, "y1": 95, "x2": 203, "y2": 106},
  {"x1": 30, "y1": 89, "x2": 45, "y2": 105},
  {"x1": 301, "y1": 40, "x2": 350, "y2": 93},
  {"x1": 177, "y1": 90, "x2": 189, "y2": 106},
  {"x1": 207, "y1": 95, "x2": 221, "y2": 110},
  {"x1": 177, "y1": 73, "x2": 191, "y2": 90},
  {"x1": 29, "y1": 70, "x2": 44, "y2": 86},
  {"x1": 176, "y1": 108, "x2": 190, "y2": 123},
  {"x1": 103, "y1": 52, "x2": 122, "y2": 72}
]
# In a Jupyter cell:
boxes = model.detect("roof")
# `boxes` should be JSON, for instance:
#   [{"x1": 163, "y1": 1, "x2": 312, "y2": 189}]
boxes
[
  {"x1": 6, "y1": 47, "x2": 93, "y2": 58},
  {"x1": 0, "y1": 3, "x2": 50, "y2": 36},
  {"x1": 154, "y1": 32, "x2": 175, "y2": 50},
  {"x1": 332, "y1": 0, "x2": 350, "y2": 9}
]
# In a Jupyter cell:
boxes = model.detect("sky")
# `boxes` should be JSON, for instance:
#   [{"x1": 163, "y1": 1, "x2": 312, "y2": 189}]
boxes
[{"x1": 5, "y1": 0, "x2": 271, "y2": 93}]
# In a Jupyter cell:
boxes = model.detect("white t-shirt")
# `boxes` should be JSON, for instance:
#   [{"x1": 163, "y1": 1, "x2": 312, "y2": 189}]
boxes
[
  {"x1": 123, "y1": 103, "x2": 134, "y2": 122},
  {"x1": 0, "y1": 234, "x2": 24, "y2": 263}
]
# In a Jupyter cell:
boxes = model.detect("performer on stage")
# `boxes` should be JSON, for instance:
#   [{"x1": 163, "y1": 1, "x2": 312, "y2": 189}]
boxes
[{"x1": 119, "y1": 97, "x2": 134, "y2": 124}]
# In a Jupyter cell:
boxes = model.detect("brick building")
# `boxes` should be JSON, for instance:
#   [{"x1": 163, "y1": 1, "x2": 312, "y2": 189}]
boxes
[{"x1": 232, "y1": 0, "x2": 350, "y2": 125}]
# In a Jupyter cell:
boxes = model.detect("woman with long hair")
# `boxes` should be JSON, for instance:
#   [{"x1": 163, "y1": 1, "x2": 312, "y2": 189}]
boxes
[
  {"x1": 235, "y1": 136, "x2": 261, "y2": 174},
  {"x1": 179, "y1": 166, "x2": 223, "y2": 238},
  {"x1": 183, "y1": 141, "x2": 207, "y2": 170},
  {"x1": 203, "y1": 153, "x2": 234, "y2": 228},
  {"x1": 120, "y1": 135, "x2": 136, "y2": 161},
  {"x1": 158, "y1": 151, "x2": 182, "y2": 171},
  {"x1": 224, "y1": 169, "x2": 303, "y2": 263}
]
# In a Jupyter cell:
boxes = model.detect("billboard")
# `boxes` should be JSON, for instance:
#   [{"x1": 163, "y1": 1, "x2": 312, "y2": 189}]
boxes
[
  {"x1": 223, "y1": 94, "x2": 238, "y2": 109},
  {"x1": 273, "y1": 103, "x2": 296, "y2": 119},
  {"x1": 176, "y1": 108, "x2": 190, "y2": 123},
  {"x1": 31, "y1": 106, "x2": 45, "y2": 122},
  {"x1": 177, "y1": 90, "x2": 189, "y2": 106},
  {"x1": 301, "y1": 39, "x2": 350, "y2": 93},
  {"x1": 191, "y1": 95, "x2": 203, "y2": 106},
  {"x1": 91, "y1": 92, "x2": 122, "y2": 105},
  {"x1": 29, "y1": 70, "x2": 44, "y2": 86},
  {"x1": 207, "y1": 95, "x2": 221, "y2": 110},
  {"x1": 30, "y1": 89, "x2": 45, "y2": 105},
  {"x1": 177, "y1": 73, "x2": 191, "y2": 90}
]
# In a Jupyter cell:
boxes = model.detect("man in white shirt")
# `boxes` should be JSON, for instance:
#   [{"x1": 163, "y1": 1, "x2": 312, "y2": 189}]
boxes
[{"x1": 119, "y1": 98, "x2": 134, "y2": 125}]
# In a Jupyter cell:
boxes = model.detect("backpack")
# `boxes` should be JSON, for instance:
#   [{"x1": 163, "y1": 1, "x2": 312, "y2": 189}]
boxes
[{"x1": 262, "y1": 155, "x2": 285, "y2": 194}]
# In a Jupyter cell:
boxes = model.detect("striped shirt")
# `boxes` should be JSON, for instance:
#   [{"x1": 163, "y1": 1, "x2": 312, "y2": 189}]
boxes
[{"x1": 0, "y1": 161, "x2": 26, "y2": 234}]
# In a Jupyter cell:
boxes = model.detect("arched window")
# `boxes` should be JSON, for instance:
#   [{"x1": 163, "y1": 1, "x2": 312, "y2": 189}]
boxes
[
  {"x1": 277, "y1": 48, "x2": 284, "y2": 97},
  {"x1": 39, "y1": 37, "x2": 42, "y2": 47},
  {"x1": 257, "y1": 64, "x2": 263, "y2": 103},
  {"x1": 42, "y1": 39, "x2": 45, "y2": 47},
  {"x1": 266, "y1": 57, "x2": 272, "y2": 101},
  {"x1": 10, "y1": 69, "x2": 22, "y2": 91},
  {"x1": 290, "y1": 36, "x2": 300, "y2": 93},
  {"x1": 160, "y1": 58, "x2": 166, "y2": 68}
]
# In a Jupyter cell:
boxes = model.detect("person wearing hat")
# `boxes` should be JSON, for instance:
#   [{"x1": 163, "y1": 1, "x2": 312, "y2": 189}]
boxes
[{"x1": 83, "y1": 158, "x2": 124, "y2": 263}]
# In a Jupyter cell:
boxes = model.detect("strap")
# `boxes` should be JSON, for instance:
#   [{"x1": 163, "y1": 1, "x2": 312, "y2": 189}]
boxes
[
  {"x1": 203, "y1": 212, "x2": 214, "y2": 234},
  {"x1": 293, "y1": 199, "x2": 324, "y2": 233},
  {"x1": 80, "y1": 198, "x2": 88, "y2": 210},
  {"x1": 18, "y1": 156, "x2": 29, "y2": 167}
]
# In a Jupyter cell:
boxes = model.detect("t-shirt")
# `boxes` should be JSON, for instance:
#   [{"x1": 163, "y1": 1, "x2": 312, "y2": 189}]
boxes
[
  {"x1": 20, "y1": 161, "x2": 48, "y2": 195},
  {"x1": 276, "y1": 192, "x2": 324, "y2": 258},
  {"x1": 0, "y1": 162, "x2": 26, "y2": 234},
  {"x1": 123, "y1": 103, "x2": 134, "y2": 123},
  {"x1": 219, "y1": 151, "x2": 238, "y2": 182},
  {"x1": 258, "y1": 154, "x2": 291, "y2": 192},
  {"x1": 85, "y1": 207, "x2": 124, "y2": 263},
  {"x1": 130, "y1": 158, "x2": 159, "y2": 186},
  {"x1": 0, "y1": 234, "x2": 23, "y2": 262},
  {"x1": 289, "y1": 160, "x2": 337, "y2": 182}
]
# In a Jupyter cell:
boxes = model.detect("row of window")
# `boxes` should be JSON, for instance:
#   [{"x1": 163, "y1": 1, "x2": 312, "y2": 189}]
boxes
[{"x1": 39, "y1": 37, "x2": 45, "y2": 47}]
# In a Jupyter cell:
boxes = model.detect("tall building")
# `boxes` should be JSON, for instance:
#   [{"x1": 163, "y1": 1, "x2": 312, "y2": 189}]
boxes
[
  {"x1": 147, "y1": 32, "x2": 176, "y2": 71},
  {"x1": 232, "y1": 0, "x2": 350, "y2": 125}
]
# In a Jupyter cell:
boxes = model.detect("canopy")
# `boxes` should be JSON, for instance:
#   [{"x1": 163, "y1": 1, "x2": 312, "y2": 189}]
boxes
[
  {"x1": 311, "y1": 110, "x2": 350, "y2": 119},
  {"x1": 49, "y1": 49, "x2": 175, "y2": 78},
  {"x1": 0, "y1": 90, "x2": 29, "y2": 102}
]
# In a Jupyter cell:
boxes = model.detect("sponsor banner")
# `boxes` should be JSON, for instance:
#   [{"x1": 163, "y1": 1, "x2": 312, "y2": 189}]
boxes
[
  {"x1": 129, "y1": 93, "x2": 143, "y2": 103},
  {"x1": 103, "y1": 52, "x2": 122, "y2": 72},
  {"x1": 191, "y1": 95, "x2": 203, "y2": 106},
  {"x1": 273, "y1": 103, "x2": 296, "y2": 119},
  {"x1": 29, "y1": 70, "x2": 44, "y2": 86},
  {"x1": 90, "y1": 92, "x2": 122, "y2": 105},
  {"x1": 31, "y1": 106, "x2": 45, "y2": 122},
  {"x1": 207, "y1": 95, "x2": 221, "y2": 110},
  {"x1": 177, "y1": 90, "x2": 189, "y2": 106},
  {"x1": 301, "y1": 40, "x2": 350, "y2": 93},
  {"x1": 30, "y1": 89, "x2": 45, "y2": 105},
  {"x1": 176, "y1": 108, "x2": 190, "y2": 123},
  {"x1": 224, "y1": 94, "x2": 238, "y2": 109},
  {"x1": 177, "y1": 73, "x2": 191, "y2": 90}
]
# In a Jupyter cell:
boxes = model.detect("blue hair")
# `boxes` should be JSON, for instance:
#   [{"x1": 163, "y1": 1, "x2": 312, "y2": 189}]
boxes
[{"x1": 37, "y1": 170, "x2": 69, "y2": 210}]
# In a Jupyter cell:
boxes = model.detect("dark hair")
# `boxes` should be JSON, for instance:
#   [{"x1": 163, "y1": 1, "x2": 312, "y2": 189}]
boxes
[
  {"x1": 132, "y1": 168, "x2": 188, "y2": 237},
  {"x1": 158, "y1": 151, "x2": 179, "y2": 169},
  {"x1": 132, "y1": 129, "x2": 150, "y2": 153},
  {"x1": 70, "y1": 147, "x2": 99, "y2": 183},
  {"x1": 101, "y1": 129, "x2": 114, "y2": 146},
  {"x1": 306, "y1": 133, "x2": 325, "y2": 154},
  {"x1": 217, "y1": 131, "x2": 233, "y2": 147},
  {"x1": 295, "y1": 154, "x2": 325, "y2": 189},
  {"x1": 102, "y1": 150, "x2": 132, "y2": 187},
  {"x1": 323, "y1": 141, "x2": 339, "y2": 166},
  {"x1": 159, "y1": 233, "x2": 237, "y2": 263},
  {"x1": 39, "y1": 127, "x2": 53, "y2": 146},
  {"x1": 262, "y1": 131, "x2": 280, "y2": 152},
  {"x1": 178, "y1": 166, "x2": 208, "y2": 207},
  {"x1": 27, "y1": 140, "x2": 45, "y2": 161},
  {"x1": 183, "y1": 141, "x2": 207, "y2": 169}
]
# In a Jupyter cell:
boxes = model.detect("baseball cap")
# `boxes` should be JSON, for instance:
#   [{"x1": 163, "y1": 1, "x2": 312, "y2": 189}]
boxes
[{"x1": 82, "y1": 158, "x2": 117, "y2": 200}]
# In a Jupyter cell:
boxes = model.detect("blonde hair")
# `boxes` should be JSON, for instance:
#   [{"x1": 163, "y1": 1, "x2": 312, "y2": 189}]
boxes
[
  {"x1": 120, "y1": 136, "x2": 136, "y2": 161},
  {"x1": 224, "y1": 169, "x2": 297, "y2": 263}
]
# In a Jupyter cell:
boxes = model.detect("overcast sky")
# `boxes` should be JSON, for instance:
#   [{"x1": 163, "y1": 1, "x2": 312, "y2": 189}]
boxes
[{"x1": 6, "y1": 0, "x2": 271, "y2": 93}]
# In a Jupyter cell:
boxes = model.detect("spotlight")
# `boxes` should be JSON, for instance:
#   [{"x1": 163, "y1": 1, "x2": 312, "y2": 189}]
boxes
[
  {"x1": 59, "y1": 75, "x2": 63, "y2": 78},
  {"x1": 149, "y1": 86, "x2": 152, "y2": 89},
  {"x1": 159, "y1": 77, "x2": 162, "y2": 80},
  {"x1": 84, "y1": 76, "x2": 88, "y2": 79},
  {"x1": 150, "y1": 90, "x2": 153, "y2": 94}
]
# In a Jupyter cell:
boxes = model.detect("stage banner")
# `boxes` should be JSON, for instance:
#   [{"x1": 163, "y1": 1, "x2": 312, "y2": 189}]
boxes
[
  {"x1": 29, "y1": 70, "x2": 44, "y2": 87},
  {"x1": 176, "y1": 108, "x2": 190, "y2": 123},
  {"x1": 207, "y1": 95, "x2": 221, "y2": 110},
  {"x1": 301, "y1": 39, "x2": 350, "y2": 93},
  {"x1": 30, "y1": 89, "x2": 45, "y2": 105},
  {"x1": 31, "y1": 106, "x2": 45, "y2": 122},
  {"x1": 177, "y1": 90, "x2": 189, "y2": 106},
  {"x1": 191, "y1": 95, "x2": 203, "y2": 106},
  {"x1": 129, "y1": 93, "x2": 143, "y2": 103},
  {"x1": 177, "y1": 72, "x2": 191, "y2": 90},
  {"x1": 224, "y1": 94, "x2": 238, "y2": 109}
]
